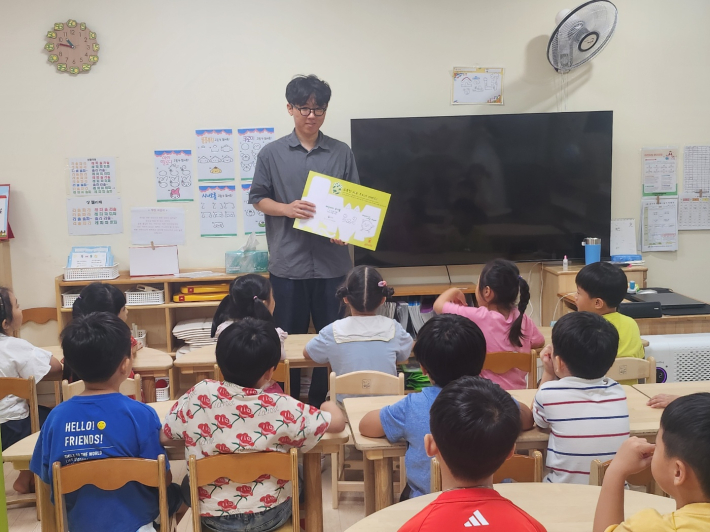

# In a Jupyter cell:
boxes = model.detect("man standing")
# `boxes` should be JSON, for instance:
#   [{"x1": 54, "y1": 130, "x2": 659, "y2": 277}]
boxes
[{"x1": 249, "y1": 75, "x2": 359, "y2": 405}]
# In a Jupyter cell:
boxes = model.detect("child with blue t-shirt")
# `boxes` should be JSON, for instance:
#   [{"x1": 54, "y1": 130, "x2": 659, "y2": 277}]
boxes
[
  {"x1": 30, "y1": 312, "x2": 181, "y2": 532},
  {"x1": 304, "y1": 266, "x2": 413, "y2": 401},
  {"x1": 359, "y1": 314, "x2": 535, "y2": 500}
]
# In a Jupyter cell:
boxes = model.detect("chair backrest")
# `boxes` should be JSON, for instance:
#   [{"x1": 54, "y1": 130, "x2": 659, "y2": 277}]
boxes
[
  {"x1": 0, "y1": 376, "x2": 39, "y2": 432},
  {"x1": 483, "y1": 352, "x2": 538, "y2": 389},
  {"x1": 430, "y1": 457, "x2": 442, "y2": 492},
  {"x1": 62, "y1": 375, "x2": 142, "y2": 402},
  {"x1": 213, "y1": 360, "x2": 290, "y2": 395},
  {"x1": 53, "y1": 455, "x2": 169, "y2": 532},
  {"x1": 606, "y1": 356, "x2": 656, "y2": 384},
  {"x1": 329, "y1": 371, "x2": 405, "y2": 400},
  {"x1": 188, "y1": 448, "x2": 299, "y2": 532},
  {"x1": 590, "y1": 458, "x2": 666, "y2": 495},
  {"x1": 22, "y1": 307, "x2": 57, "y2": 326}
]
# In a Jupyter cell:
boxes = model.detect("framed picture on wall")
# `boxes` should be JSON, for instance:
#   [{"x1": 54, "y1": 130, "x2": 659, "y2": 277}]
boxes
[{"x1": 0, "y1": 184, "x2": 10, "y2": 241}]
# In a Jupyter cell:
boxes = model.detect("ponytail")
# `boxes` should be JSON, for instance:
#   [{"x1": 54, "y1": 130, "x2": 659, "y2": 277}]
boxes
[
  {"x1": 211, "y1": 274, "x2": 274, "y2": 337},
  {"x1": 479, "y1": 259, "x2": 529, "y2": 348},
  {"x1": 338, "y1": 265, "x2": 393, "y2": 313},
  {"x1": 508, "y1": 276, "x2": 530, "y2": 348}
]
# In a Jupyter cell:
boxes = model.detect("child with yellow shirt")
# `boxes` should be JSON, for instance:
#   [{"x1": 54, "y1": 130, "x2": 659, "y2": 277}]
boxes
[{"x1": 575, "y1": 262, "x2": 644, "y2": 385}]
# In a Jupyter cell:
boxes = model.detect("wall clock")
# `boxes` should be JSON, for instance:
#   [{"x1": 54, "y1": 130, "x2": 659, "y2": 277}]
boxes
[{"x1": 44, "y1": 20, "x2": 99, "y2": 75}]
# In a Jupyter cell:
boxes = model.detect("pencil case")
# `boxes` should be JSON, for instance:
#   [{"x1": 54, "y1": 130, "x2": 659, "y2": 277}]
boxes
[
  {"x1": 180, "y1": 284, "x2": 230, "y2": 294},
  {"x1": 172, "y1": 292, "x2": 228, "y2": 302}
]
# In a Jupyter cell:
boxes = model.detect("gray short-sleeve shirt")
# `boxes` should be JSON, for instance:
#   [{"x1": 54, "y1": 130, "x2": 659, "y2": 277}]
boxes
[{"x1": 249, "y1": 129, "x2": 360, "y2": 280}]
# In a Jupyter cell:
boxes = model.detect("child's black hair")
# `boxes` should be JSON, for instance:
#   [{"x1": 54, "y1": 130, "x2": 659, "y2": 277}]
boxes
[
  {"x1": 285, "y1": 74, "x2": 332, "y2": 108},
  {"x1": 575, "y1": 262, "x2": 628, "y2": 309},
  {"x1": 414, "y1": 314, "x2": 486, "y2": 387},
  {"x1": 661, "y1": 393, "x2": 710, "y2": 498},
  {"x1": 335, "y1": 265, "x2": 394, "y2": 314},
  {"x1": 216, "y1": 317, "x2": 281, "y2": 388},
  {"x1": 0, "y1": 286, "x2": 15, "y2": 336},
  {"x1": 551, "y1": 311, "x2": 619, "y2": 379},
  {"x1": 61, "y1": 312, "x2": 132, "y2": 383},
  {"x1": 430, "y1": 376, "x2": 521, "y2": 481},
  {"x1": 478, "y1": 259, "x2": 530, "y2": 348},
  {"x1": 72, "y1": 282, "x2": 126, "y2": 319},
  {"x1": 211, "y1": 274, "x2": 274, "y2": 338}
]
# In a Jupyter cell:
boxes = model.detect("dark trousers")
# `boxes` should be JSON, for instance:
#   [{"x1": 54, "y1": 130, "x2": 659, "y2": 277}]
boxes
[{"x1": 270, "y1": 273, "x2": 345, "y2": 406}]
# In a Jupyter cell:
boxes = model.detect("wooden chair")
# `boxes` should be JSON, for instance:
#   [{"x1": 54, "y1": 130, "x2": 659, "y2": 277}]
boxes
[
  {"x1": 1, "y1": 376, "x2": 41, "y2": 513},
  {"x1": 606, "y1": 356, "x2": 656, "y2": 384},
  {"x1": 213, "y1": 360, "x2": 290, "y2": 395},
  {"x1": 590, "y1": 458, "x2": 667, "y2": 496},
  {"x1": 430, "y1": 451, "x2": 543, "y2": 492},
  {"x1": 185, "y1": 449, "x2": 299, "y2": 532},
  {"x1": 483, "y1": 351, "x2": 538, "y2": 389},
  {"x1": 330, "y1": 370, "x2": 405, "y2": 508},
  {"x1": 62, "y1": 375, "x2": 143, "y2": 401},
  {"x1": 53, "y1": 455, "x2": 170, "y2": 532},
  {"x1": 19, "y1": 307, "x2": 61, "y2": 405}
]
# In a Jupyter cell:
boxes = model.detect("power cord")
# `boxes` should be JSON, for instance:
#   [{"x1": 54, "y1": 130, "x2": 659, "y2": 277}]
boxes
[
  {"x1": 552, "y1": 292, "x2": 576, "y2": 324},
  {"x1": 445, "y1": 265, "x2": 452, "y2": 285}
]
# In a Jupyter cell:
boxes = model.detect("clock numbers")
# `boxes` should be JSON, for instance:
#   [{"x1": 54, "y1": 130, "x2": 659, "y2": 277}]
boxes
[{"x1": 46, "y1": 20, "x2": 98, "y2": 74}]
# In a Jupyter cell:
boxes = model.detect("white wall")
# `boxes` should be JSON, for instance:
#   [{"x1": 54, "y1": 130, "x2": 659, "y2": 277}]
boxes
[{"x1": 3, "y1": 0, "x2": 710, "y2": 322}]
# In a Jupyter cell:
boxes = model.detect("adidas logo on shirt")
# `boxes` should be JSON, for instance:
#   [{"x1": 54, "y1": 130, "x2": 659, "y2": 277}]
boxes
[{"x1": 464, "y1": 510, "x2": 489, "y2": 527}]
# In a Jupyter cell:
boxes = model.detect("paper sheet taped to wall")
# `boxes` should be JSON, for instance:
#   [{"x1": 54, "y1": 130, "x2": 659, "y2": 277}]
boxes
[{"x1": 640, "y1": 197, "x2": 678, "y2": 252}]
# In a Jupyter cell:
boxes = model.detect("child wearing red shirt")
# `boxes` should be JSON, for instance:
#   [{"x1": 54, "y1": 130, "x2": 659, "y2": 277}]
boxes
[{"x1": 399, "y1": 376, "x2": 546, "y2": 532}]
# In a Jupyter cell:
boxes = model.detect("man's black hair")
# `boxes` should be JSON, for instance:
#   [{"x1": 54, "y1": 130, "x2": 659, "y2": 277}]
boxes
[
  {"x1": 414, "y1": 314, "x2": 486, "y2": 387},
  {"x1": 216, "y1": 317, "x2": 281, "y2": 388},
  {"x1": 61, "y1": 312, "x2": 132, "y2": 383},
  {"x1": 661, "y1": 393, "x2": 710, "y2": 498},
  {"x1": 575, "y1": 262, "x2": 628, "y2": 309},
  {"x1": 430, "y1": 376, "x2": 521, "y2": 481},
  {"x1": 285, "y1": 75, "x2": 331, "y2": 107},
  {"x1": 551, "y1": 311, "x2": 619, "y2": 379}
]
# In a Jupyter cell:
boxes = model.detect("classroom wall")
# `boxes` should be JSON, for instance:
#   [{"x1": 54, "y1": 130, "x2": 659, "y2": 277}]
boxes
[{"x1": 3, "y1": 0, "x2": 710, "y2": 327}]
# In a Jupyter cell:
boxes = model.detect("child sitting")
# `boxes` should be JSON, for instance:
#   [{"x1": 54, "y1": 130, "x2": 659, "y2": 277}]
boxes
[
  {"x1": 304, "y1": 265, "x2": 413, "y2": 401},
  {"x1": 30, "y1": 313, "x2": 181, "y2": 532},
  {"x1": 65, "y1": 282, "x2": 141, "y2": 384},
  {"x1": 360, "y1": 314, "x2": 534, "y2": 499},
  {"x1": 433, "y1": 259, "x2": 544, "y2": 389},
  {"x1": 593, "y1": 393, "x2": 710, "y2": 532},
  {"x1": 399, "y1": 376, "x2": 546, "y2": 532},
  {"x1": 533, "y1": 311, "x2": 629, "y2": 484},
  {"x1": 575, "y1": 262, "x2": 645, "y2": 385},
  {"x1": 163, "y1": 317, "x2": 345, "y2": 532},
  {"x1": 0, "y1": 286, "x2": 62, "y2": 494}
]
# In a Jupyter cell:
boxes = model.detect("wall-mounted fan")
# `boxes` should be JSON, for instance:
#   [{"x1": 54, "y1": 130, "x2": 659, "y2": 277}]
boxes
[{"x1": 548, "y1": 0, "x2": 618, "y2": 73}]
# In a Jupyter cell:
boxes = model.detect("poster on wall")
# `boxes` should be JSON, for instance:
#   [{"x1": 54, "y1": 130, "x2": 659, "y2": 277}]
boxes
[
  {"x1": 66, "y1": 196, "x2": 123, "y2": 236},
  {"x1": 237, "y1": 127, "x2": 275, "y2": 179},
  {"x1": 683, "y1": 145, "x2": 710, "y2": 194},
  {"x1": 452, "y1": 67, "x2": 504, "y2": 105},
  {"x1": 195, "y1": 129, "x2": 235, "y2": 182},
  {"x1": 131, "y1": 207, "x2": 186, "y2": 245},
  {"x1": 641, "y1": 147, "x2": 678, "y2": 196},
  {"x1": 154, "y1": 150, "x2": 194, "y2": 202},
  {"x1": 199, "y1": 185, "x2": 237, "y2": 237},
  {"x1": 68, "y1": 157, "x2": 118, "y2": 196},
  {"x1": 240, "y1": 180, "x2": 266, "y2": 234},
  {"x1": 0, "y1": 184, "x2": 9, "y2": 240}
]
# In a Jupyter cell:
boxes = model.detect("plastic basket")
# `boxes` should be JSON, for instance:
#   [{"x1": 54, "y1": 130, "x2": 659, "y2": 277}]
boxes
[
  {"x1": 125, "y1": 290, "x2": 165, "y2": 306},
  {"x1": 61, "y1": 291, "x2": 81, "y2": 308},
  {"x1": 155, "y1": 377, "x2": 170, "y2": 402},
  {"x1": 63, "y1": 264, "x2": 120, "y2": 281},
  {"x1": 135, "y1": 330, "x2": 147, "y2": 349}
]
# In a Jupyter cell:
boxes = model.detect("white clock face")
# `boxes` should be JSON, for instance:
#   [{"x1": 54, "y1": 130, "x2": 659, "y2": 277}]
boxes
[{"x1": 45, "y1": 20, "x2": 99, "y2": 74}]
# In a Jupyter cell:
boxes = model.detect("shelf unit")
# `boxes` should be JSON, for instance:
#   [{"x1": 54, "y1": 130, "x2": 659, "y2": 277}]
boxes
[{"x1": 55, "y1": 271, "x2": 476, "y2": 355}]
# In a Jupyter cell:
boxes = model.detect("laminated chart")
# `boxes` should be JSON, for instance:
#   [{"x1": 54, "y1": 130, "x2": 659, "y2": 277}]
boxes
[
  {"x1": 69, "y1": 157, "x2": 117, "y2": 196},
  {"x1": 240, "y1": 181, "x2": 265, "y2": 234},
  {"x1": 195, "y1": 129, "x2": 235, "y2": 182},
  {"x1": 294, "y1": 172, "x2": 390, "y2": 250},
  {"x1": 237, "y1": 128, "x2": 275, "y2": 179},
  {"x1": 66, "y1": 196, "x2": 123, "y2": 236},
  {"x1": 199, "y1": 185, "x2": 237, "y2": 237},
  {"x1": 154, "y1": 150, "x2": 193, "y2": 202}
]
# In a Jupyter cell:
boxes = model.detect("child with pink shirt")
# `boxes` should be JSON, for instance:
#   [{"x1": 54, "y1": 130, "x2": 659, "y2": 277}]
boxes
[{"x1": 433, "y1": 259, "x2": 544, "y2": 389}]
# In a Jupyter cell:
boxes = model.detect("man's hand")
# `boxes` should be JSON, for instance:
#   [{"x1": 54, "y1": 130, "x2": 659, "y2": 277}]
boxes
[
  {"x1": 283, "y1": 200, "x2": 316, "y2": 219},
  {"x1": 330, "y1": 239, "x2": 347, "y2": 246},
  {"x1": 607, "y1": 437, "x2": 656, "y2": 479}
]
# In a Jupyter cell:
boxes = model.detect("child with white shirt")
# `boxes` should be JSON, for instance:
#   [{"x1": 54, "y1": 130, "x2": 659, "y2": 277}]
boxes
[{"x1": 303, "y1": 265, "x2": 413, "y2": 401}]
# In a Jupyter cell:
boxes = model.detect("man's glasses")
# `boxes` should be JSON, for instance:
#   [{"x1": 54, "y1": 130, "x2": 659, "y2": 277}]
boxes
[{"x1": 293, "y1": 105, "x2": 327, "y2": 117}]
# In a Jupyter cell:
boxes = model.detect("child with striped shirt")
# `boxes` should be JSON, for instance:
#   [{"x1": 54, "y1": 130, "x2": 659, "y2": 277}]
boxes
[{"x1": 533, "y1": 311, "x2": 629, "y2": 484}]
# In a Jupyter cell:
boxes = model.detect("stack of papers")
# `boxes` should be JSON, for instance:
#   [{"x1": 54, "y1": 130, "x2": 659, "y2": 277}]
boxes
[
  {"x1": 375, "y1": 302, "x2": 397, "y2": 319},
  {"x1": 67, "y1": 246, "x2": 114, "y2": 268},
  {"x1": 408, "y1": 301, "x2": 434, "y2": 335},
  {"x1": 172, "y1": 319, "x2": 216, "y2": 349}
]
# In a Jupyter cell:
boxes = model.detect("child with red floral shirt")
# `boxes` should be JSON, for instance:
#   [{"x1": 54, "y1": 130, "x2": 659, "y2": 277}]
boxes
[{"x1": 162, "y1": 317, "x2": 345, "y2": 532}]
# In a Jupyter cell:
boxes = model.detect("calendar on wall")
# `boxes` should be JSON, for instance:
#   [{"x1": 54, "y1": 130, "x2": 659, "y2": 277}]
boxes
[
  {"x1": 68, "y1": 157, "x2": 118, "y2": 195},
  {"x1": 66, "y1": 196, "x2": 123, "y2": 236}
]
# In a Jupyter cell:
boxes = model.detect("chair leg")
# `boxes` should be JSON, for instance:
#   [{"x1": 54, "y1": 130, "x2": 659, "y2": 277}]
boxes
[
  {"x1": 331, "y1": 451, "x2": 339, "y2": 509},
  {"x1": 399, "y1": 457, "x2": 406, "y2": 494},
  {"x1": 35, "y1": 475, "x2": 41, "y2": 521}
]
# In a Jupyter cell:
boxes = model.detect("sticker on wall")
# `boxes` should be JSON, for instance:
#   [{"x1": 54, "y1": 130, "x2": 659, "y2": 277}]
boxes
[
  {"x1": 66, "y1": 196, "x2": 123, "y2": 236},
  {"x1": 199, "y1": 185, "x2": 237, "y2": 237},
  {"x1": 237, "y1": 128, "x2": 275, "y2": 179},
  {"x1": 452, "y1": 67, "x2": 504, "y2": 105},
  {"x1": 195, "y1": 129, "x2": 235, "y2": 182},
  {"x1": 154, "y1": 150, "x2": 193, "y2": 202},
  {"x1": 240, "y1": 180, "x2": 266, "y2": 234},
  {"x1": 68, "y1": 157, "x2": 118, "y2": 195}
]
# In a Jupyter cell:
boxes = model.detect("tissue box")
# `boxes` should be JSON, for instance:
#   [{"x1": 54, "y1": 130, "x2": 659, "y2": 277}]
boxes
[{"x1": 225, "y1": 250, "x2": 269, "y2": 274}]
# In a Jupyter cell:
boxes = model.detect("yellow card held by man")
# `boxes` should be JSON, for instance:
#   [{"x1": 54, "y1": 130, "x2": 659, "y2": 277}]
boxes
[{"x1": 294, "y1": 171, "x2": 390, "y2": 250}]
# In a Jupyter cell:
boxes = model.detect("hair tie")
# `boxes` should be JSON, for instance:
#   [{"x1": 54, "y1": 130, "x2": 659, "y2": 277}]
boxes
[
  {"x1": 76, "y1": 295, "x2": 81, "y2": 300},
  {"x1": 519, "y1": 276, "x2": 523, "y2": 280},
  {"x1": 253, "y1": 296, "x2": 259, "y2": 301},
  {"x1": 378, "y1": 281, "x2": 387, "y2": 287}
]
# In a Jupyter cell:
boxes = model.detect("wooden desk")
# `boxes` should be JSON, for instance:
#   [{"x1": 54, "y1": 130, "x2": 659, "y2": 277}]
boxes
[
  {"x1": 46, "y1": 346, "x2": 173, "y2": 403},
  {"x1": 632, "y1": 381, "x2": 710, "y2": 399},
  {"x1": 174, "y1": 334, "x2": 325, "y2": 382},
  {"x1": 343, "y1": 483, "x2": 676, "y2": 532}
]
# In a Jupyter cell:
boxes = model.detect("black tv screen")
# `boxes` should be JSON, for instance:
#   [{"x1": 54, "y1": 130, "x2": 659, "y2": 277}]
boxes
[{"x1": 352, "y1": 111, "x2": 613, "y2": 268}]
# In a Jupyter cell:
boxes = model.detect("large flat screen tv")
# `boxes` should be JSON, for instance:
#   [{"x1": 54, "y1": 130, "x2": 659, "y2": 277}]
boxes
[{"x1": 351, "y1": 111, "x2": 613, "y2": 268}]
